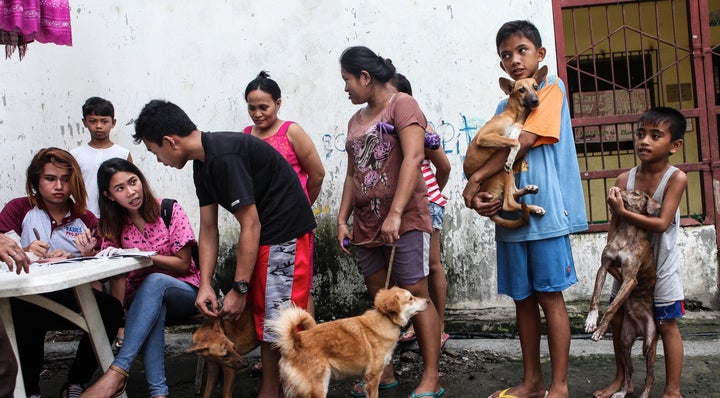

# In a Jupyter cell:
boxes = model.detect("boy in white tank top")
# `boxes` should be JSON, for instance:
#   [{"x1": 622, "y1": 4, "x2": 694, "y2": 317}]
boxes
[{"x1": 596, "y1": 107, "x2": 688, "y2": 398}]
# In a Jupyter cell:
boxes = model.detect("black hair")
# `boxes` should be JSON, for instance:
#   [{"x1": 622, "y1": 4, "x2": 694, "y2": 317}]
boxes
[
  {"x1": 390, "y1": 73, "x2": 412, "y2": 96},
  {"x1": 82, "y1": 97, "x2": 115, "y2": 118},
  {"x1": 97, "y1": 157, "x2": 160, "y2": 242},
  {"x1": 244, "y1": 71, "x2": 282, "y2": 101},
  {"x1": 132, "y1": 100, "x2": 197, "y2": 146},
  {"x1": 496, "y1": 20, "x2": 542, "y2": 55},
  {"x1": 638, "y1": 107, "x2": 687, "y2": 141},
  {"x1": 340, "y1": 46, "x2": 396, "y2": 83}
]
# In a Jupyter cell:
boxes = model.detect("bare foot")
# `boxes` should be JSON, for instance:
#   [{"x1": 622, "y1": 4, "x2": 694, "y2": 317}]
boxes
[
  {"x1": 81, "y1": 366, "x2": 126, "y2": 398},
  {"x1": 661, "y1": 389, "x2": 682, "y2": 398},
  {"x1": 593, "y1": 380, "x2": 633, "y2": 398}
]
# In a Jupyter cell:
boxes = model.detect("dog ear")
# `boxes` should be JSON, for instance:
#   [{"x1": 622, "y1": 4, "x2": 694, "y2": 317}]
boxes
[
  {"x1": 499, "y1": 77, "x2": 515, "y2": 96},
  {"x1": 646, "y1": 196, "x2": 662, "y2": 215},
  {"x1": 534, "y1": 65, "x2": 548, "y2": 85},
  {"x1": 187, "y1": 344, "x2": 209, "y2": 354}
]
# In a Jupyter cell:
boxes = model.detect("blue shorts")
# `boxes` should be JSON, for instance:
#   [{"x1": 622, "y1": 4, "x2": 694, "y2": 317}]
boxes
[
  {"x1": 429, "y1": 203, "x2": 445, "y2": 231},
  {"x1": 496, "y1": 235, "x2": 578, "y2": 300},
  {"x1": 655, "y1": 300, "x2": 685, "y2": 321},
  {"x1": 357, "y1": 229, "x2": 430, "y2": 286}
]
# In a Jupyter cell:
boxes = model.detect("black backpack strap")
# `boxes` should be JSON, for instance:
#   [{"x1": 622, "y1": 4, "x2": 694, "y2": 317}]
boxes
[
  {"x1": 160, "y1": 198, "x2": 177, "y2": 229},
  {"x1": 161, "y1": 198, "x2": 201, "y2": 268}
]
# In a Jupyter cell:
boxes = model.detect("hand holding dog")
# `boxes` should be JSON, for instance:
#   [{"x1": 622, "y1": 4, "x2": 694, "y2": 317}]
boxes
[
  {"x1": 196, "y1": 284, "x2": 220, "y2": 317},
  {"x1": 462, "y1": 174, "x2": 483, "y2": 209},
  {"x1": 471, "y1": 192, "x2": 503, "y2": 218},
  {"x1": 607, "y1": 186, "x2": 626, "y2": 215},
  {"x1": 219, "y1": 290, "x2": 247, "y2": 321}
]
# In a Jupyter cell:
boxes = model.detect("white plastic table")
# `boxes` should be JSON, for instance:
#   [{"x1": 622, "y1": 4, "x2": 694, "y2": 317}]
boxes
[{"x1": 0, "y1": 256, "x2": 152, "y2": 398}]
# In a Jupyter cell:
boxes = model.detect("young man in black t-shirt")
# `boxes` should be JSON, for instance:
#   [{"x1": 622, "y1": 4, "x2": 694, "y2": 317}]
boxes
[{"x1": 133, "y1": 99, "x2": 316, "y2": 398}]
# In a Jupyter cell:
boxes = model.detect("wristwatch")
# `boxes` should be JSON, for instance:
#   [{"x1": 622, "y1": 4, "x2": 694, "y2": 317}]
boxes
[{"x1": 232, "y1": 280, "x2": 251, "y2": 295}]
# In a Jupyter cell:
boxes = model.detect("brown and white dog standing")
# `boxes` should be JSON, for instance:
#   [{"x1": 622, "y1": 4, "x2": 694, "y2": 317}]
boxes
[
  {"x1": 463, "y1": 65, "x2": 548, "y2": 228},
  {"x1": 585, "y1": 189, "x2": 661, "y2": 398},
  {"x1": 267, "y1": 287, "x2": 429, "y2": 398},
  {"x1": 187, "y1": 308, "x2": 259, "y2": 398}
]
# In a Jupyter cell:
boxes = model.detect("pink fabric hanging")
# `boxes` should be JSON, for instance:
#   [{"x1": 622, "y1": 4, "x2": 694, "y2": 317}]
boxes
[{"x1": 0, "y1": 0, "x2": 72, "y2": 59}]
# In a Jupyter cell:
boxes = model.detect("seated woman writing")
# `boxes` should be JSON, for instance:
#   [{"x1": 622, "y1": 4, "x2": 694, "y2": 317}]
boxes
[
  {"x1": 79, "y1": 158, "x2": 199, "y2": 398},
  {"x1": 0, "y1": 147, "x2": 124, "y2": 398}
]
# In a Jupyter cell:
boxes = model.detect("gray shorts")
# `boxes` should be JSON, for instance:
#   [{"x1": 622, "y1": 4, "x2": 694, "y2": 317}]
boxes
[{"x1": 357, "y1": 229, "x2": 430, "y2": 286}]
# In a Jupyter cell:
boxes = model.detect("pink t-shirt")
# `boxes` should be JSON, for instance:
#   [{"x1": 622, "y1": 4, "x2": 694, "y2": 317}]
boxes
[
  {"x1": 346, "y1": 93, "x2": 432, "y2": 243},
  {"x1": 244, "y1": 121, "x2": 309, "y2": 200},
  {"x1": 102, "y1": 199, "x2": 199, "y2": 299}
]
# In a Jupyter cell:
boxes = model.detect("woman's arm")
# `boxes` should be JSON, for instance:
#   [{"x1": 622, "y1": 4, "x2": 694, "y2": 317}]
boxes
[
  {"x1": 148, "y1": 244, "x2": 193, "y2": 273},
  {"x1": 337, "y1": 159, "x2": 355, "y2": 254},
  {"x1": 287, "y1": 123, "x2": 326, "y2": 205},
  {"x1": 382, "y1": 123, "x2": 425, "y2": 243}
]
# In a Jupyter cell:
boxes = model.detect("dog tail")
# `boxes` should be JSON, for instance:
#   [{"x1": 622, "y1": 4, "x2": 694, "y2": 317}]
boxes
[
  {"x1": 267, "y1": 305, "x2": 316, "y2": 354},
  {"x1": 491, "y1": 201, "x2": 530, "y2": 229}
]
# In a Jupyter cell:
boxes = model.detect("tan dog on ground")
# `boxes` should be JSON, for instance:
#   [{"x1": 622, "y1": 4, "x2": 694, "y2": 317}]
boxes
[
  {"x1": 188, "y1": 308, "x2": 259, "y2": 398},
  {"x1": 267, "y1": 287, "x2": 429, "y2": 398},
  {"x1": 463, "y1": 65, "x2": 548, "y2": 228},
  {"x1": 585, "y1": 189, "x2": 661, "y2": 398}
]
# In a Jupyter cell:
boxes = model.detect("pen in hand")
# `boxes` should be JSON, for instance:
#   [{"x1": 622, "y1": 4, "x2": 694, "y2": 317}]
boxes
[{"x1": 33, "y1": 228, "x2": 41, "y2": 241}]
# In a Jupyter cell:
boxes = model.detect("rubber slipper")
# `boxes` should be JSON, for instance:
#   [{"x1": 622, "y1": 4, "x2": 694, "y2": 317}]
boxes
[
  {"x1": 440, "y1": 333, "x2": 450, "y2": 349},
  {"x1": 350, "y1": 380, "x2": 399, "y2": 397},
  {"x1": 113, "y1": 336, "x2": 124, "y2": 349},
  {"x1": 411, "y1": 387, "x2": 445, "y2": 397},
  {"x1": 488, "y1": 387, "x2": 547, "y2": 398}
]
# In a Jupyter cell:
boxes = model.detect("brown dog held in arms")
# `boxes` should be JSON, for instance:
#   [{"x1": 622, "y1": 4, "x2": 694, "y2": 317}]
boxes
[
  {"x1": 267, "y1": 286, "x2": 429, "y2": 398},
  {"x1": 463, "y1": 65, "x2": 548, "y2": 228},
  {"x1": 585, "y1": 189, "x2": 661, "y2": 398},
  {"x1": 188, "y1": 308, "x2": 259, "y2": 398}
]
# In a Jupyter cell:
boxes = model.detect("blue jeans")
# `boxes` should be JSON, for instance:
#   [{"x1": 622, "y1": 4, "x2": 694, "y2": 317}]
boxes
[{"x1": 112, "y1": 273, "x2": 198, "y2": 397}]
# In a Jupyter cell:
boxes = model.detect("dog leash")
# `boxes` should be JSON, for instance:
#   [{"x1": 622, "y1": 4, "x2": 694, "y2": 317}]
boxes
[
  {"x1": 384, "y1": 245, "x2": 396, "y2": 289},
  {"x1": 344, "y1": 239, "x2": 396, "y2": 289}
]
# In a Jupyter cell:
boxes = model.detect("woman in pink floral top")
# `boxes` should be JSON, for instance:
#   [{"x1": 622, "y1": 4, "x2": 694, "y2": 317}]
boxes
[{"x1": 80, "y1": 158, "x2": 199, "y2": 398}]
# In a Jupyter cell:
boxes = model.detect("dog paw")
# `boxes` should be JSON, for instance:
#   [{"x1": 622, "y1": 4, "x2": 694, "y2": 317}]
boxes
[
  {"x1": 584, "y1": 311, "x2": 598, "y2": 333},
  {"x1": 525, "y1": 185, "x2": 539, "y2": 194},
  {"x1": 532, "y1": 206, "x2": 545, "y2": 215},
  {"x1": 591, "y1": 330, "x2": 605, "y2": 341},
  {"x1": 504, "y1": 162, "x2": 513, "y2": 172}
]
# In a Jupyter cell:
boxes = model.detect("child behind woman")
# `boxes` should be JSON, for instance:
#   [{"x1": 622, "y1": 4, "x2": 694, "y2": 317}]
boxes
[{"x1": 79, "y1": 158, "x2": 199, "y2": 398}]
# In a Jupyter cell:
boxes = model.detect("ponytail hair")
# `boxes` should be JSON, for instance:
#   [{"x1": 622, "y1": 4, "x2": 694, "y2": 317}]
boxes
[
  {"x1": 244, "y1": 70, "x2": 282, "y2": 101},
  {"x1": 340, "y1": 46, "x2": 396, "y2": 83}
]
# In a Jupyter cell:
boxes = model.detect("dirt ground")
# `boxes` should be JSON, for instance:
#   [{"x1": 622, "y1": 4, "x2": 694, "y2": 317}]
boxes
[
  {"x1": 37, "y1": 332, "x2": 720, "y2": 397},
  {"x1": 29, "y1": 303, "x2": 720, "y2": 397}
]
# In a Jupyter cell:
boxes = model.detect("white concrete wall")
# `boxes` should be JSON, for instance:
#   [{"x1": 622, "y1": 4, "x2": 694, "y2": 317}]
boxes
[{"x1": 2, "y1": 0, "x2": 717, "y2": 309}]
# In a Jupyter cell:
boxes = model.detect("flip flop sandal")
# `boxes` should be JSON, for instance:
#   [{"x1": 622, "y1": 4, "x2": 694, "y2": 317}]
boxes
[
  {"x1": 113, "y1": 336, "x2": 124, "y2": 349},
  {"x1": 440, "y1": 333, "x2": 450, "y2": 349},
  {"x1": 411, "y1": 387, "x2": 445, "y2": 397},
  {"x1": 349, "y1": 380, "x2": 399, "y2": 397}
]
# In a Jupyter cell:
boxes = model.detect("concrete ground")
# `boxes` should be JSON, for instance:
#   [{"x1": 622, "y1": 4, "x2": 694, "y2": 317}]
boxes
[{"x1": 35, "y1": 306, "x2": 720, "y2": 398}]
